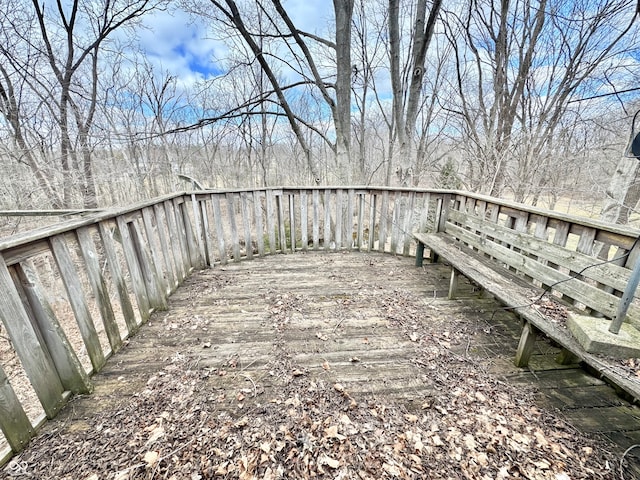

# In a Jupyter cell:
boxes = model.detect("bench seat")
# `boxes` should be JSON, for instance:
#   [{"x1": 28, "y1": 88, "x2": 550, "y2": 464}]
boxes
[{"x1": 414, "y1": 231, "x2": 640, "y2": 402}]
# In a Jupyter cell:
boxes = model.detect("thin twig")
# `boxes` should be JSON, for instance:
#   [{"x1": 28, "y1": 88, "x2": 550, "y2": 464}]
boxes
[
  {"x1": 115, "y1": 437, "x2": 196, "y2": 478},
  {"x1": 239, "y1": 373, "x2": 257, "y2": 397},
  {"x1": 620, "y1": 444, "x2": 640, "y2": 480}
]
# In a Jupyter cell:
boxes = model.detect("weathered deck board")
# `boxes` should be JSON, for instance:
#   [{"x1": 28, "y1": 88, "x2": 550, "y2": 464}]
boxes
[{"x1": 19, "y1": 252, "x2": 640, "y2": 474}]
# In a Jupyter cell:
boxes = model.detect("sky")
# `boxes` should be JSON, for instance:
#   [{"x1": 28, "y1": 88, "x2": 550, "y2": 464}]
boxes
[{"x1": 137, "y1": 1, "x2": 333, "y2": 88}]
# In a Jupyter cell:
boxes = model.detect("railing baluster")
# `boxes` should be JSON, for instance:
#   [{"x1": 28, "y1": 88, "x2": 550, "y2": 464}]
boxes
[
  {"x1": 190, "y1": 194, "x2": 207, "y2": 265},
  {"x1": 153, "y1": 203, "x2": 178, "y2": 291},
  {"x1": 115, "y1": 217, "x2": 151, "y2": 323},
  {"x1": 241, "y1": 192, "x2": 254, "y2": 259},
  {"x1": 14, "y1": 261, "x2": 92, "y2": 394},
  {"x1": 0, "y1": 255, "x2": 65, "y2": 419},
  {"x1": 211, "y1": 194, "x2": 227, "y2": 264},
  {"x1": 76, "y1": 227, "x2": 121, "y2": 355},
  {"x1": 171, "y1": 198, "x2": 191, "y2": 274},
  {"x1": 276, "y1": 191, "x2": 287, "y2": 252},
  {"x1": 335, "y1": 189, "x2": 344, "y2": 250},
  {"x1": 141, "y1": 208, "x2": 168, "y2": 299},
  {"x1": 226, "y1": 193, "x2": 241, "y2": 262},
  {"x1": 402, "y1": 191, "x2": 416, "y2": 256},
  {"x1": 379, "y1": 191, "x2": 389, "y2": 252},
  {"x1": 49, "y1": 234, "x2": 106, "y2": 373},
  {"x1": 98, "y1": 221, "x2": 138, "y2": 335},
  {"x1": 179, "y1": 199, "x2": 202, "y2": 269},
  {"x1": 253, "y1": 190, "x2": 265, "y2": 256},
  {"x1": 324, "y1": 188, "x2": 332, "y2": 251},
  {"x1": 163, "y1": 200, "x2": 186, "y2": 281},
  {"x1": 300, "y1": 190, "x2": 308, "y2": 251},
  {"x1": 266, "y1": 190, "x2": 277, "y2": 255},
  {"x1": 312, "y1": 189, "x2": 320, "y2": 250},
  {"x1": 347, "y1": 189, "x2": 355, "y2": 250},
  {"x1": 368, "y1": 192, "x2": 377, "y2": 252},
  {"x1": 0, "y1": 363, "x2": 33, "y2": 452}
]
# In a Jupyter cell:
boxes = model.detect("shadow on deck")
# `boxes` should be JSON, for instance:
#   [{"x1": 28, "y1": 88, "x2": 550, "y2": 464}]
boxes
[{"x1": 5, "y1": 252, "x2": 640, "y2": 478}]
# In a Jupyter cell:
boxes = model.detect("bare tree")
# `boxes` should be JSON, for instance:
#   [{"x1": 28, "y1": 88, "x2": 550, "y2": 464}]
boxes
[
  {"x1": 389, "y1": 0, "x2": 442, "y2": 186},
  {"x1": 443, "y1": 0, "x2": 638, "y2": 199}
]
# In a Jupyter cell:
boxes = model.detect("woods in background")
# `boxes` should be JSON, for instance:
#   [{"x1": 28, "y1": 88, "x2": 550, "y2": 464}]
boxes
[{"x1": 0, "y1": 0, "x2": 639, "y2": 224}]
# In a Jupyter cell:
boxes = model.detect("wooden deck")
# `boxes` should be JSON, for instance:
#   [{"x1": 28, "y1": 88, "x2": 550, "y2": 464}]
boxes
[{"x1": 8, "y1": 251, "x2": 640, "y2": 476}]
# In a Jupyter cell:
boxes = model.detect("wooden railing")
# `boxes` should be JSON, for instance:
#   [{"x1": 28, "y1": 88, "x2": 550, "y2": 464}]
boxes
[{"x1": 0, "y1": 187, "x2": 638, "y2": 465}]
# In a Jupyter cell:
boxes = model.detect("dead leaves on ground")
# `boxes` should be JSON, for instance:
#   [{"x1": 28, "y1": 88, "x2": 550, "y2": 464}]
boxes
[{"x1": 5, "y1": 287, "x2": 618, "y2": 480}]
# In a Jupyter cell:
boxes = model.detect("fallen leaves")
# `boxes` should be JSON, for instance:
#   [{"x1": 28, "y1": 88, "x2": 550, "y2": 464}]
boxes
[{"x1": 6, "y1": 278, "x2": 620, "y2": 480}]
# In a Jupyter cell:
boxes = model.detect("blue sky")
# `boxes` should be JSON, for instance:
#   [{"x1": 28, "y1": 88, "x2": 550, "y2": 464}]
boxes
[{"x1": 138, "y1": 2, "x2": 333, "y2": 87}]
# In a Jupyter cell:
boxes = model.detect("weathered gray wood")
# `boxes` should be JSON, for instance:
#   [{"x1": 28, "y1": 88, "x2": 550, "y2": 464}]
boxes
[
  {"x1": 324, "y1": 189, "x2": 332, "y2": 251},
  {"x1": 49, "y1": 234, "x2": 106, "y2": 372},
  {"x1": 190, "y1": 194, "x2": 208, "y2": 265},
  {"x1": 276, "y1": 192, "x2": 287, "y2": 252},
  {"x1": 13, "y1": 262, "x2": 92, "y2": 394},
  {"x1": 0, "y1": 254, "x2": 64, "y2": 419},
  {"x1": 226, "y1": 193, "x2": 241, "y2": 262},
  {"x1": 447, "y1": 210, "x2": 632, "y2": 293},
  {"x1": 557, "y1": 348, "x2": 580, "y2": 365},
  {"x1": 448, "y1": 267, "x2": 459, "y2": 300},
  {"x1": 368, "y1": 193, "x2": 377, "y2": 251},
  {"x1": 515, "y1": 321, "x2": 538, "y2": 368},
  {"x1": 172, "y1": 199, "x2": 192, "y2": 274},
  {"x1": 347, "y1": 189, "x2": 355, "y2": 250},
  {"x1": 0, "y1": 363, "x2": 34, "y2": 452},
  {"x1": 312, "y1": 189, "x2": 320, "y2": 250},
  {"x1": 445, "y1": 221, "x2": 634, "y2": 320},
  {"x1": 576, "y1": 227, "x2": 597, "y2": 257},
  {"x1": 415, "y1": 241, "x2": 425, "y2": 267},
  {"x1": 415, "y1": 231, "x2": 640, "y2": 398},
  {"x1": 153, "y1": 204, "x2": 178, "y2": 292},
  {"x1": 76, "y1": 227, "x2": 121, "y2": 354},
  {"x1": 287, "y1": 194, "x2": 295, "y2": 253},
  {"x1": 211, "y1": 194, "x2": 228, "y2": 264},
  {"x1": 98, "y1": 221, "x2": 138, "y2": 335},
  {"x1": 300, "y1": 190, "x2": 308, "y2": 251},
  {"x1": 266, "y1": 190, "x2": 277, "y2": 254},
  {"x1": 552, "y1": 220, "x2": 570, "y2": 248},
  {"x1": 241, "y1": 192, "x2": 254, "y2": 259},
  {"x1": 417, "y1": 192, "x2": 430, "y2": 235},
  {"x1": 141, "y1": 208, "x2": 168, "y2": 298},
  {"x1": 179, "y1": 200, "x2": 203, "y2": 269},
  {"x1": 335, "y1": 189, "x2": 344, "y2": 249},
  {"x1": 390, "y1": 191, "x2": 401, "y2": 254},
  {"x1": 197, "y1": 200, "x2": 212, "y2": 266},
  {"x1": 379, "y1": 191, "x2": 389, "y2": 252},
  {"x1": 253, "y1": 191, "x2": 265, "y2": 256},
  {"x1": 128, "y1": 220, "x2": 167, "y2": 311},
  {"x1": 402, "y1": 191, "x2": 416, "y2": 256},
  {"x1": 163, "y1": 200, "x2": 186, "y2": 281},
  {"x1": 357, "y1": 193, "x2": 365, "y2": 251},
  {"x1": 115, "y1": 217, "x2": 151, "y2": 323}
]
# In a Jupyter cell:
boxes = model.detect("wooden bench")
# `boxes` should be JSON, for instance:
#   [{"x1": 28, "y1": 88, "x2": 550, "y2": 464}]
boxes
[{"x1": 414, "y1": 200, "x2": 640, "y2": 401}]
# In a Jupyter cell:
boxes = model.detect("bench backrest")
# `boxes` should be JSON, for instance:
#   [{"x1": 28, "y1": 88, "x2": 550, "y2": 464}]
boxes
[{"x1": 439, "y1": 195, "x2": 640, "y2": 327}]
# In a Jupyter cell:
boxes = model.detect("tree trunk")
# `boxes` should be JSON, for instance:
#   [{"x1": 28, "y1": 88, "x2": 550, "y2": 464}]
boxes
[{"x1": 600, "y1": 156, "x2": 640, "y2": 225}]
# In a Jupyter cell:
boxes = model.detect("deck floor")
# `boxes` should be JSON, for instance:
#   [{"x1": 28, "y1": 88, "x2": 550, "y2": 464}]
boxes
[{"x1": 6, "y1": 251, "x2": 640, "y2": 478}]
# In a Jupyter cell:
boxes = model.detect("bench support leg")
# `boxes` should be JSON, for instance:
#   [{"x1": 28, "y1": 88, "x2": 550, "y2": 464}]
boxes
[
  {"x1": 448, "y1": 268, "x2": 459, "y2": 300},
  {"x1": 415, "y1": 242, "x2": 425, "y2": 267},
  {"x1": 556, "y1": 348, "x2": 579, "y2": 365},
  {"x1": 515, "y1": 321, "x2": 537, "y2": 368}
]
